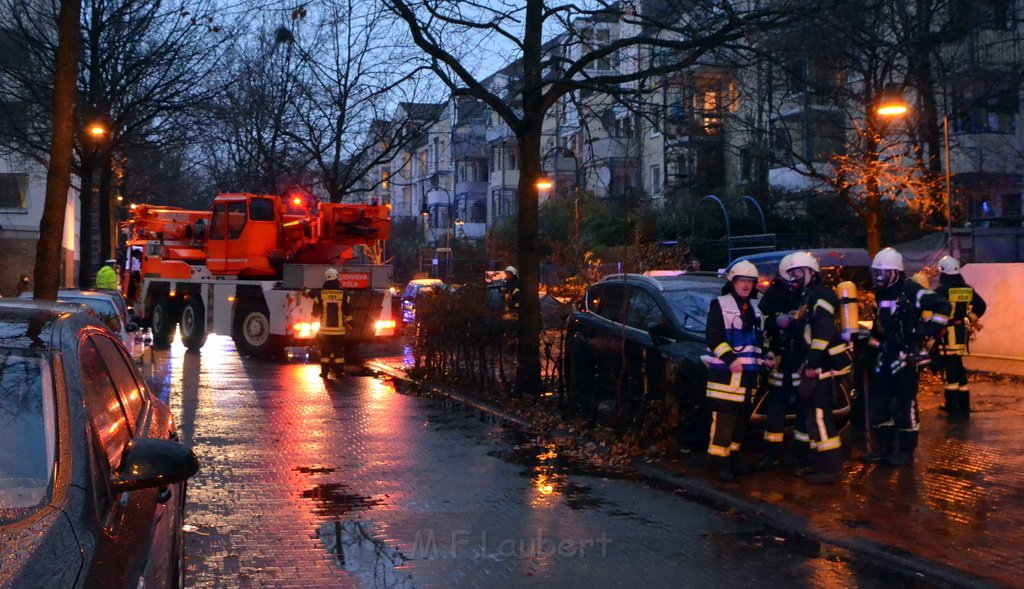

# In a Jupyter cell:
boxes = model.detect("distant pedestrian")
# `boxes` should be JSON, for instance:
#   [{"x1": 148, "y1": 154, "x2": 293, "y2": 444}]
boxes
[
  {"x1": 312, "y1": 268, "x2": 353, "y2": 379},
  {"x1": 501, "y1": 266, "x2": 521, "y2": 317},
  {"x1": 704, "y1": 260, "x2": 764, "y2": 482},
  {"x1": 859, "y1": 248, "x2": 951, "y2": 467},
  {"x1": 933, "y1": 255, "x2": 987, "y2": 415},
  {"x1": 95, "y1": 259, "x2": 119, "y2": 290},
  {"x1": 757, "y1": 254, "x2": 807, "y2": 470},
  {"x1": 16, "y1": 274, "x2": 30, "y2": 296},
  {"x1": 787, "y1": 252, "x2": 852, "y2": 484}
]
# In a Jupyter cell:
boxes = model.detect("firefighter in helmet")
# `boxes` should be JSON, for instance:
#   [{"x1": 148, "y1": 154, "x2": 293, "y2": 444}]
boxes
[
  {"x1": 704, "y1": 260, "x2": 764, "y2": 482},
  {"x1": 860, "y1": 247, "x2": 951, "y2": 466},
  {"x1": 757, "y1": 253, "x2": 808, "y2": 470},
  {"x1": 502, "y1": 266, "x2": 521, "y2": 315},
  {"x1": 95, "y1": 258, "x2": 119, "y2": 290},
  {"x1": 933, "y1": 255, "x2": 986, "y2": 415},
  {"x1": 786, "y1": 251, "x2": 852, "y2": 483},
  {"x1": 312, "y1": 268, "x2": 353, "y2": 379}
]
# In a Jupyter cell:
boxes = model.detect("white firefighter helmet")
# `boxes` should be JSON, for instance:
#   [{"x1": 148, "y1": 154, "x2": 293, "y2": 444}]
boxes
[
  {"x1": 726, "y1": 260, "x2": 758, "y2": 282},
  {"x1": 938, "y1": 255, "x2": 961, "y2": 275},
  {"x1": 871, "y1": 247, "x2": 904, "y2": 271},
  {"x1": 505, "y1": 266, "x2": 518, "y2": 276},
  {"x1": 324, "y1": 268, "x2": 339, "y2": 281},
  {"x1": 788, "y1": 251, "x2": 820, "y2": 273},
  {"x1": 778, "y1": 253, "x2": 797, "y2": 280}
]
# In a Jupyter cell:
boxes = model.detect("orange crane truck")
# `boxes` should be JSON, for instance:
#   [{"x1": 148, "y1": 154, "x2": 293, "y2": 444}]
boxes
[{"x1": 124, "y1": 193, "x2": 396, "y2": 359}]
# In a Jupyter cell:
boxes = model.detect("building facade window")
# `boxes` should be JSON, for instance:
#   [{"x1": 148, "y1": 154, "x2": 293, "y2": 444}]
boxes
[
  {"x1": 649, "y1": 165, "x2": 661, "y2": 195},
  {"x1": 0, "y1": 173, "x2": 28, "y2": 210}
]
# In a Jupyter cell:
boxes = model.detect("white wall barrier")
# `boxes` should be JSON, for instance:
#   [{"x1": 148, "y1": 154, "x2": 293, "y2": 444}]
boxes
[{"x1": 960, "y1": 263, "x2": 1024, "y2": 376}]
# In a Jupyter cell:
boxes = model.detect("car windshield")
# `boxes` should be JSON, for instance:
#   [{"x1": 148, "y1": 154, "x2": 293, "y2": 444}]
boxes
[
  {"x1": 0, "y1": 349, "x2": 56, "y2": 523},
  {"x1": 661, "y1": 286, "x2": 720, "y2": 332},
  {"x1": 59, "y1": 297, "x2": 122, "y2": 333}
]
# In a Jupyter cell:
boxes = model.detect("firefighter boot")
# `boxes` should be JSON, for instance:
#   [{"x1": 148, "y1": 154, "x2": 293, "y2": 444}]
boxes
[
  {"x1": 882, "y1": 430, "x2": 918, "y2": 467},
  {"x1": 804, "y1": 449, "x2": 843, "y2": 484},
  {"x1": 939, "y1": 388, "x2": 959, "y2": 412},
  {"x1": 730, "y1": 453, "x2": 753, "y2": 478},
  {"x1": 862, "y1": 426, "x2": 894, "y2": 463},
  {"x1": 958, "y1": 390, "x2": 972, "y2": 415},
  {"x1": 711, "y1": 456, "x2": 737, "y2": 482},
  {"x1": 757, "y1": 443, "x2": 781, "y2": 470}
]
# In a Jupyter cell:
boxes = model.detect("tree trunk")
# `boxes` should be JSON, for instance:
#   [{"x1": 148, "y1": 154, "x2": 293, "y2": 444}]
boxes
[
  {"x1": 98, "y1": 150, "x2": 113, "y2": 262},
  {"x1": 78, "y1": 157, "x2": 95, "y2": 288},
  {"x1": 514, "y1": 130, "x2": 543, "y2": 396},
  {"x1": 35, "y1": 0, "x2": 82, "y2": 301}
]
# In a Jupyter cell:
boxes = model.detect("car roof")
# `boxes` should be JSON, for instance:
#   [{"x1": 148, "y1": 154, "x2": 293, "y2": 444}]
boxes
[
  {"x1": 729, "y1": 248, "x2": 870, "y2": 270},
  {"x1": 600, "y1": 272, "x2": 724, "y2": 292},
  {"x1": 0, "y1": 302, "x2": 69, "y2": 351},
  {"x1": 408, "y1": 279, "x2": 444, "y2": 286}
]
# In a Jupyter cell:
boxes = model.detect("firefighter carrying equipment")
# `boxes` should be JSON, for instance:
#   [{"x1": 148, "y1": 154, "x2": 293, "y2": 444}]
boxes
[
  {"x1": 836, "y1": 281, "x2": 859, "y2": 343},
  {"x1": 727, "y1": 260, "x2": 758, "y2": 282}
]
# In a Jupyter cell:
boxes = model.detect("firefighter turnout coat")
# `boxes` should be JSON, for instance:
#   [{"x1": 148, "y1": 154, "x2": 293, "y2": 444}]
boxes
[
  {"x1": 704, "y1": 292, "x2": 764, "y2": 408},
  {"x1": 867, "y1": 278, "x2": 951, "y2": 370},
  {"x1": 312, "y1": 279, "x2": 353, "y2": 336},
  {"x1": 934, "y1": 273, "x2": 987, "y2": 356}
]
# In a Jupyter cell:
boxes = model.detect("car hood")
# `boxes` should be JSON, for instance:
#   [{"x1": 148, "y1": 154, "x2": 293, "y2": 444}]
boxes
[{"x1": 0, "y1": 506, "x2": 83, "y2": 588}]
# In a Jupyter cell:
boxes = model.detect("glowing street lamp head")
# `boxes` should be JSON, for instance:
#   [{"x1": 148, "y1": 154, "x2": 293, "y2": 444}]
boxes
[
  {"x1": 536, "y1": 176, "x2": 553, "y2": 191},
  {"x1": 877, "y1": 83, "x2": 909, "y2": 117},
  {"x1": 86, "y1": 123, "x2": 107, "y2": 138}
]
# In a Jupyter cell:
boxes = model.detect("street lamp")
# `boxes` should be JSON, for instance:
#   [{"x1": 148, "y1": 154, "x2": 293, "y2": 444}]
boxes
[{"x1": 875, "y1": 83, "x2": 954, "y2": 253}]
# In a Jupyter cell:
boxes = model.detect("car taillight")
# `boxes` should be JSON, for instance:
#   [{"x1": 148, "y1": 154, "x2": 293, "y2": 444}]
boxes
[{"x1": 374, "y1": 319, "x2": 396, "y2": 336}]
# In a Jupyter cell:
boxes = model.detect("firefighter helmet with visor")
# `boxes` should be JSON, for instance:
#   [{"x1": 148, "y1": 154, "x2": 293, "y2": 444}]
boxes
[
  {"x1": 938, "y1": 255, "x2": 961, "y2": 275},
  {"x1": 324, "y1": 268, "x2": 339, "y2": 281}
]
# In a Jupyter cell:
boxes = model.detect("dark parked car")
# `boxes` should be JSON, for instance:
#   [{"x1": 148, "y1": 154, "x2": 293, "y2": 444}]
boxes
[
  {"x1": 401, "y1": 278, "x2": 446, "y2": 325},
  {"x1": 0, "y1": 302, "x2": 198, "y2": 588},
  {"x1": 564, "y1": 272, "x2": 723, "y2": 441},
  {"x1": 563, "y1": 272, "x2": 852, "y2": 444}
]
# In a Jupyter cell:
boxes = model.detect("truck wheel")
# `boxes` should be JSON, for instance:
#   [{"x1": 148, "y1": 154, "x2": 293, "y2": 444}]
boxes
[
  {"x1": 233, "y1": 303, "x2": 274, "y2": 357},
  {"x1": 180, "y1": 297, "x2": 207, "y2": 351},
  {"x1": 150, "y1": 295, "x2": 175, "y2": 349}
]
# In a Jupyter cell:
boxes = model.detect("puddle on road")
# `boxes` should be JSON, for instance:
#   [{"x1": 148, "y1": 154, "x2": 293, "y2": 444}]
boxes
[
  {"x1": 319, "y1": 519, "x2": 412, "y2": 589},
  {"x1": 300, "y1": 483, "x2": 386, "y2": 517}
]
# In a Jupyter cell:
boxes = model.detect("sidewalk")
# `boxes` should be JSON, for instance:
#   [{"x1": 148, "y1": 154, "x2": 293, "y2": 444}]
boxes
[{"x1": 368, "y1": 357, "x2": 1021, "y2": 588}]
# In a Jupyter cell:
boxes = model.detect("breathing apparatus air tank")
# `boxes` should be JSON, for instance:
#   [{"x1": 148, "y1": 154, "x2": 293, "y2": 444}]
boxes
[{"x1": 836, "y1": 280, "x2": 859, "y2": 343}]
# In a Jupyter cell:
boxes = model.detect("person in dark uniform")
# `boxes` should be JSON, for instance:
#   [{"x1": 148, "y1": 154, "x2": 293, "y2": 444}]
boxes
[
  {"x1": 786, "y1": 252, "x2": 853, "y2": 483},
  {"x1": 502, "y1": 266, "x2": 521, "y2": 315},
  {"x1": 757, "y1": 254, "x2": 808, "y2": 470},
  {"x1": 933, "y1": 255, "x2": 987, "y2": 415},
  {"x1": 860, "y1": 248, "x2": 951, "y2": 467},
  {"x1": 704, "y1": 260, "x2": 765, "y2": 482},
  {"x1": 312, "y1": 268, "x2": 353, "y2": 379}
]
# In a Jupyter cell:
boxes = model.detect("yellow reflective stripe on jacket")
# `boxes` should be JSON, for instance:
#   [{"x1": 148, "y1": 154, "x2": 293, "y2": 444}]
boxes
[
  {"x1": 714, "y1": 342, "x2": 733, "y2": 358},
  {"x1": 815, "y1": 299, "x2": 835, "y2": 315},
  {"x1": 810, "y1": 338, "x2": 829, "y2": 350}
]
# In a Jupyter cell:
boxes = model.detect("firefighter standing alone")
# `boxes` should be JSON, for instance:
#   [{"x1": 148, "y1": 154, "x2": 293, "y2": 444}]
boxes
[
  {"x1": 704, "y1": 260, "x2": 764, "y2": 482},
  {"x1": 933, "y1": 255, "x2": 987, "y2": 415},
  {"x1": 312, "y1": 268, "x2": 353, "y2": 379}
]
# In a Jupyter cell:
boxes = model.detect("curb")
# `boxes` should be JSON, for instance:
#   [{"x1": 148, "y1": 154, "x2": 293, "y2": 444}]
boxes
[{"x1": 367, "y1": 359, "x2": 1004, "y2": 589}]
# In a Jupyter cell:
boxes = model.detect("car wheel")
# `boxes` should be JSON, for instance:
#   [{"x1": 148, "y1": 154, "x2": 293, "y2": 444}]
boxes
[
  {"x1": 233, "y1": 302, "x2": 277, "y2": 358},
  {"x1": 180, "y1": 297, "x2": 207, "y2": 352},
  {"x1": 150, "y1": 294, "x2": 175, "y2": 349}
]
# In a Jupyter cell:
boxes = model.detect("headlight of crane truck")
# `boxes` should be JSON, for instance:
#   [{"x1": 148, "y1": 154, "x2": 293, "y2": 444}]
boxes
[{"x1": 123, "y1": 193, "x2": 396, "y2": 361}]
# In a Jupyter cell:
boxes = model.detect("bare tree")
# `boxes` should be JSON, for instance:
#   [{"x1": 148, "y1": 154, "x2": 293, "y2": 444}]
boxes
[
  {"x1": 384, "y1": 0, "x2": 784, "y2": 394},
  {"x1": 34, "y1": 0, "x2": 81, "y2": 301},
  {"x1": 1, "y1": 0, "x2": 232, "y2": 285}
]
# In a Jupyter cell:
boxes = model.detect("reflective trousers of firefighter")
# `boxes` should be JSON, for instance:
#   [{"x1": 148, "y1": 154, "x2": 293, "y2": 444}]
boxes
[
  {"x1": 708, "y1": 398, "x2": 752, "y2": 459},
  {"x1": 762, "y1": 372, "x2": 810, "y2": 465},
  {"x1": 797, "y1": 375, "x2": 842, "y2": 474},
  {"x1": 867, "y1": 365, "x2": 919, "y2": 460},
  {"x1": 319, "y1": 334, "x2": 346, "y2": 376}
]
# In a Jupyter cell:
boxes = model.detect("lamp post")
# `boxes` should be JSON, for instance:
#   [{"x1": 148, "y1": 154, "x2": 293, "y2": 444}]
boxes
[
  {"x1": 876, "y1": 83, "x2": 954, "y2": 254},
  {"x1": 428, "y1": 185, "x2": 454, "y2": 277}
]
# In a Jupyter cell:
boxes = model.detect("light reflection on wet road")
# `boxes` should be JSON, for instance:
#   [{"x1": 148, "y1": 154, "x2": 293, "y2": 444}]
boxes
[{"x1": 147, "y1": 335, "x2": 939, "y2": 588}]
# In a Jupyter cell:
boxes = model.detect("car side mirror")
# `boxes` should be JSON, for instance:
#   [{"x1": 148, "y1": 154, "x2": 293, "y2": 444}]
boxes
[
  {"x1": 111, "y1": 438, "x2": 200, "y2": 493},
  {"x1": 648, "y1": 322, "x2": 673, "y2": 345}
]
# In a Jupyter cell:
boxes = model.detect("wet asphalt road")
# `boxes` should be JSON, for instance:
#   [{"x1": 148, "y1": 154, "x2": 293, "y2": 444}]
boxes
[{"x1": 143, "y1": 336, "x2": 944, "y2": 588}]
